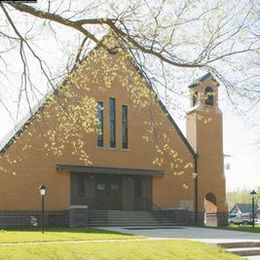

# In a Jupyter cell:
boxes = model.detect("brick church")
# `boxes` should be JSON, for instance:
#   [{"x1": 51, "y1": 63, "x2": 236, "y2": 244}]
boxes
[{"x1": 0, "y1": 34, "x2": 228, "y2": 227}]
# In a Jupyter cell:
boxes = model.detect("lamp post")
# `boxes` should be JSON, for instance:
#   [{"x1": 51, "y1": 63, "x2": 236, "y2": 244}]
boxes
[
  {"x1": 193, "y1": 153, "x2": 198, "y2": 226},
  {"x1": 250, "y1": 190, "x2": 257, "y2": 228},
  {"x1": 192, "y1": 172, "x2": 198, "y2": 225},
  {"x1": 38, "y1": 184, "x2": 47, "y2": 233}
]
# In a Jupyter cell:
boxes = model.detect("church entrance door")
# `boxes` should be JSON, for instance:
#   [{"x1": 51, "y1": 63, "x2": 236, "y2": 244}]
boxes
[{"x1": 95, "y1": 176, "x2": 122, "y2": 210}]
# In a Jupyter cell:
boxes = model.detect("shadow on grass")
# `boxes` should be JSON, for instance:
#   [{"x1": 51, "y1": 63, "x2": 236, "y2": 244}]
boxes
[
  {"x1": 221, "y1": 224, "x2": 260, "y2": 233},
  {"x1": 0, "y1": 227, "x2": 134, "y2": 236}
]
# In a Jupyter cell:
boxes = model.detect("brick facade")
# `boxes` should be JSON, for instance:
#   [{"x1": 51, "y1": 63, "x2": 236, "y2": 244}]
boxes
[{"x1": 0, "y1": 36, "x2": 228, "y2": 226}]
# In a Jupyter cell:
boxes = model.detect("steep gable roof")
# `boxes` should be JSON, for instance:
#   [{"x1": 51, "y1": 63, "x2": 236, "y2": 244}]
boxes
[{"x1": 0, "y1": 33, "x2": 195, "y2": 157}]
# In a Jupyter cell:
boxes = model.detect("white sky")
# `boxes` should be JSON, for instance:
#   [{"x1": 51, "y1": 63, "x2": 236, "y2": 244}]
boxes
[
  {"x1": 222, "y1": 112, "x2": 260, "y2": 191},
  {"x1": 0, "y1": 0, "x2": 259, "y2": 192}
]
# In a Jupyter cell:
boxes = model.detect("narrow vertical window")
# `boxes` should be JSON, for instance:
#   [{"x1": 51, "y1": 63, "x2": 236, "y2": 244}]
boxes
[
  {"x1": 110, "y1": 98, "x2": 116, "y2": 148},
  {"x1": 97, "y1": 102, "x2": 104, "y2": 147},
  {"x1": 122, "y1": 105, "x2": 128, "y2": 149}
]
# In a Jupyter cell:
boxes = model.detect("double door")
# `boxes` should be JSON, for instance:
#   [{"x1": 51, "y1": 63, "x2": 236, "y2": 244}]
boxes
[
  {"x1": 70, "y1": 173, "x2": 152, "y2": 210},
  {"x1": 95, "y1": 176, "x2": 122, "y2": 210}
]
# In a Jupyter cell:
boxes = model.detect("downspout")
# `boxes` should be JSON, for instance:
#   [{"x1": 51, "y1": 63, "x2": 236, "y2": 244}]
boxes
[{"x1": 194, "y1": 153, "x2": 198, "y2": 226}]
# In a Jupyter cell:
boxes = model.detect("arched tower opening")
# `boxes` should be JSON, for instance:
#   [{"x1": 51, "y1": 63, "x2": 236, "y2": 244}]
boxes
[
  {"x1": 205, "y1": 86, "x2": 214, "y2": 106},
  {"x1": 204, "y1": 192, "x2": 218, "y2": 226}
]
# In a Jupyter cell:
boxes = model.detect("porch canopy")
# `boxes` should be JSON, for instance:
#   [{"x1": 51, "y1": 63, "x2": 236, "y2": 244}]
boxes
[{"x1": 56, "y1": 164, "x2": 164, "y2": 176}]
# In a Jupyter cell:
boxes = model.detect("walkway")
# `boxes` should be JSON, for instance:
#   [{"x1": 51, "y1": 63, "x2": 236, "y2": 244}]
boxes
[{"x1": 100, "y1": 226, "x2": 260, "y2": 244}]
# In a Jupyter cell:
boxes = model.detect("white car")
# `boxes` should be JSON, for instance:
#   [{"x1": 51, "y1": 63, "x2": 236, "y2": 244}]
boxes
[{"x1": 228, "y1": 213, "x2": 255, "y2": 225}]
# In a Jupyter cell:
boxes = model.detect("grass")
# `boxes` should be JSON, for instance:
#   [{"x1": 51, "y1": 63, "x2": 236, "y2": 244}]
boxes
[
  {"x1": 0, "y1": 228, "x2": 243, "y2": 259},
  {"x1": 0, "y1": 227, "x2": 142, "y2": 244},
  {"x1": 219, "y1": 223, "x2": 260, "y2": 233},
  {"x1": 0, "y1": 240, "x2": 241, "y2": 260}
]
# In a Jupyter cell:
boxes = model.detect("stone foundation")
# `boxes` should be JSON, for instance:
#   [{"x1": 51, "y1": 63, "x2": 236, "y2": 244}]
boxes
[
  {"x1": 0, "y1": 208, "x2": 194, "y2": 228},
  {"x1": 188, "y1": 212, "x2": 228, "y2": 226},
  {"x1": 0, "y1": 211, "x2": 68, "y2": 228},
  {"x1": 160, "y1": 209, "x2": 189, "y2": 225}
]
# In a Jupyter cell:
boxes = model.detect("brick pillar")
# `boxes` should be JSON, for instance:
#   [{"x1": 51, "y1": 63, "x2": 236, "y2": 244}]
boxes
[{"x1": 217, "y1": 212, "x2": 228, "y2": 226}]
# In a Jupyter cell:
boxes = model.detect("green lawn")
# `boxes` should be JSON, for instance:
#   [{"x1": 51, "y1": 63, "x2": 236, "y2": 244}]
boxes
[
  {"x1": 220, "y1": 224, "x2": 260, "y2": 233},
  {"x1": 0, "y1": 240, "x2": 241, "y2": 260},
  {"x1": 0, "y1": 228, "x2": 141, "y2": 243},
  {"x1": 0, "y1": 228, "x2": 242, "y2": 259}
]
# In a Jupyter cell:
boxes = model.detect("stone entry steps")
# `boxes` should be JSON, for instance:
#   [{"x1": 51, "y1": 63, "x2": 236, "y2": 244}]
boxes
[
  {"x1": 87, "y1": 210, "x2": 180, "y2": 226},
  {"x1": 218, "y1": 242, "x2": 260, "y2": 257}
]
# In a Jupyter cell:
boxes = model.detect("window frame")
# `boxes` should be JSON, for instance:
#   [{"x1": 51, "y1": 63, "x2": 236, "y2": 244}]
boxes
[
  {"x1": 109, "y1": 97, "x2": 116, "y2": 148},
  {"x1": 122, "y1": 105, "x2": 128, "y2": 149},
  {"x1": 96, "y1": 101, "x2": 104, "y2": 147}
]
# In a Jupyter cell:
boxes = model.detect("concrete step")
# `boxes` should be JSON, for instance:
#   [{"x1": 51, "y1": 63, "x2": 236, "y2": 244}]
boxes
[
  {"x1": 89, "y1": 220, "x2": 175, "y2": 224},
  {"x1": 106, "y1": 217, "x2": 173, "y2": 220},
  {"x1": 218, "y1": 242, "x2": 260, "y2": 257},
  {"x1": 226, "y1": 247, "x2": 260, "y2": 256},
  {"x1": 87, "y1": 210, "x2": 178, "y2": 227},
  {"x1": 87, "y1": 214, "x2": 173, "y2": 217},
  {"x1": 106, "y1": 220, "x2": 175, "y2": 224},
  {"x1": 88, "y1": 223, "x2": 177, "y2": 226},
  {"x1": 87, "y1": 223, "x2": 181, "y2": 227},
  {"x1": 218, "y1": 242, "x2": 260, "y2": 249},
  {"x1": 88, "y1": 211, "x2": 163, "y2": 215},
  {"x1": 88, "y1": 218, "x2": 171, "y2": 222},
  {"x1": 89, "y1": 214, "x2": 167, "y2": 218}
]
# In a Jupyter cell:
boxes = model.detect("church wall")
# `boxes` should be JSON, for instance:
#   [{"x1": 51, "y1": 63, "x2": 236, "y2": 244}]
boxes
[{"x1": 0, "y1": 45, "x2": 195, "y2": 212}]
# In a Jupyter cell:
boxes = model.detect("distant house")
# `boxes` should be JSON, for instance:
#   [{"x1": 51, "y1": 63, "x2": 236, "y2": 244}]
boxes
[{"x1": 230, "y1": 203, "x2": 259, "y2": 219}]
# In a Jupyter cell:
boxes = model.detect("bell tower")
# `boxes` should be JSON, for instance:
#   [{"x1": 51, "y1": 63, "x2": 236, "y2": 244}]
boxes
[{"x1": 186, "y1": 73, "x2": 228, "y2": 226}]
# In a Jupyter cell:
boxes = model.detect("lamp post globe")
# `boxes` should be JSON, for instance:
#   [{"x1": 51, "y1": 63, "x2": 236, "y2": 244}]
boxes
[
  {"x1": 250, "y1": 190, "x2": 257, "y2": 199},
  {"x1": 38, "y1": 184, "x2": 46, "y2": 196}
]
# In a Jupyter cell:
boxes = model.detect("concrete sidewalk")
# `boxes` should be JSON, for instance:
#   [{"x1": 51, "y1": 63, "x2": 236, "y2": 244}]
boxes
[{"x1": 100, "y1": 226, "x2": 260, "y2": 244}]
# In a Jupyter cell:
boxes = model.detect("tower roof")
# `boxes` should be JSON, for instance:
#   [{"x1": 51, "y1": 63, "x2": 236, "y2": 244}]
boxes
[{"x1": 188, "y1": 72, "x2": 220, "y2": 88}]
